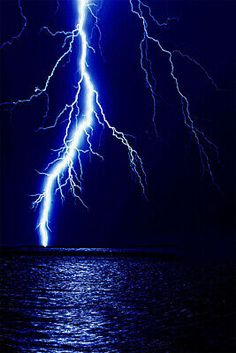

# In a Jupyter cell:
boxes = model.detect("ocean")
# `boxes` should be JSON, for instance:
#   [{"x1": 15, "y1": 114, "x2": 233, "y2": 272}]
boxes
[{"x1": 0, "y1": 249, "x2": 235, "y2": 352}]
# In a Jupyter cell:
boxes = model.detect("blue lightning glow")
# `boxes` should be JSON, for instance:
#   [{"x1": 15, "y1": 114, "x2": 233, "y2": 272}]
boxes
[{"x1": 0, "y1": 0, "x2": 220, "y2": 247}]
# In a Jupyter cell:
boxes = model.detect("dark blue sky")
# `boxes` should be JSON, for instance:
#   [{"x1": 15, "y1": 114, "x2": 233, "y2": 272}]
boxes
[{"x1": 0, "y1": 0, "x2": 235, "y2": 255}]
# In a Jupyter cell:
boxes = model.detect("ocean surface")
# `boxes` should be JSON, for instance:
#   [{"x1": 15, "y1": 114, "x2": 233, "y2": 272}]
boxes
[{"x1": 0, "y1": 249, "x2": 235, "y2": 353}]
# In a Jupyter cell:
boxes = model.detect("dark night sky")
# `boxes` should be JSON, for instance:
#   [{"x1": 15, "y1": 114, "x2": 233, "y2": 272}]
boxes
[{"x1": 0, "y1": 0, "x2": 235, "y2": 255}]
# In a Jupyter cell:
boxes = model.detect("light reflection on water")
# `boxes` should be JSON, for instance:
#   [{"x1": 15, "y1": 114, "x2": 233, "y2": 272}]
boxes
[{"x1": 0, "y1": 252, "x2": 234, "y2": 352}]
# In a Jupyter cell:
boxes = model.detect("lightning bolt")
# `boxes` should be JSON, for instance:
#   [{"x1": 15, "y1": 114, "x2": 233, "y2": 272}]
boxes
[
  {"x1": 15, "y1": 0, "x2": 145, "y2": 247},
  {"x1": 0, "y1": 0, "x2": 220, "y2": 247},
  {"x1": 129, "y1": 0, "x2": 219, "y2": 186}
]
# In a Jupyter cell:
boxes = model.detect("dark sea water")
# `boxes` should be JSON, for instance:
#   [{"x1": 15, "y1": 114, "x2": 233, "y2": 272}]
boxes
[{"x1": 0, "y1": 249, "x2": 235, "y2": 353}]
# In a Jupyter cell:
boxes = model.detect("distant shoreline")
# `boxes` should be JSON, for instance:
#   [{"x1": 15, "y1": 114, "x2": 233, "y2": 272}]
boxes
[{"x1": 0, "y1": 246, "x2": 181, "y2": 259}]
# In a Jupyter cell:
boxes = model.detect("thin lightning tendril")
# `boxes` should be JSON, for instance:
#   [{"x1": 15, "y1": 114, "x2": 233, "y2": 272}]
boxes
[
  {"x1": 0, "y1": 0, "x2": 27, "y2": 50},
  {"x1": 0, "y1": 0, "x2": 220, "y2": 247},
  {"x1": 129, "y1": 0, "x2": 219, "y2": 187}
]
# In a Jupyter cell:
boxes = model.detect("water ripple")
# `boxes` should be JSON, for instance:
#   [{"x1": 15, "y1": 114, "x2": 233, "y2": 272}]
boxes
[{"x1": 0, "y1": 253, "x2": 234, "y2": 352}]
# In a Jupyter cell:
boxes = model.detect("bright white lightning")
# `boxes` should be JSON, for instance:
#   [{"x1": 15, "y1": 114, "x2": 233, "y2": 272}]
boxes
[
  {"x1": 36, "y1": 0, "x2": 92, "y2": 247},
  {"x1": 33, "y1": 0, "x2": 146, "y2": 247}
]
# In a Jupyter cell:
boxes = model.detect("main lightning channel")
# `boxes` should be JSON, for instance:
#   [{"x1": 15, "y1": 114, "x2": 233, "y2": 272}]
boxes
[
  {"x1": 34, "y1": 0, "x2": 146, "y2": 247},
  {"x1": 38, "y1": 0, "x2": 91, "y2": 247}
]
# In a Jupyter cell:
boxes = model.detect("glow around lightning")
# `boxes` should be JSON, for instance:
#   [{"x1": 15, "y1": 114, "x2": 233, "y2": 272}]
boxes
[{"x1": 0, "y1": 0, "x2": 219, "y2": 247}]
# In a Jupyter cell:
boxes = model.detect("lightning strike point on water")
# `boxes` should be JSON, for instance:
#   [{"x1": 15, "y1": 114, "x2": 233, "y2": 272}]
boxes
[{"x1": 0, "y1": 0, "x2": 219, "y2": 248}]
